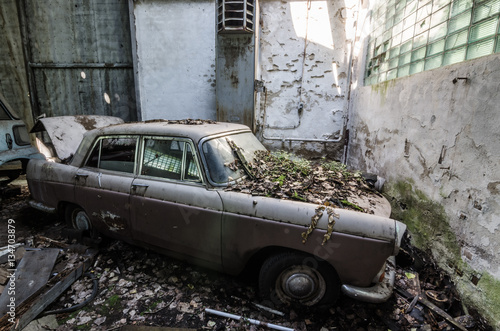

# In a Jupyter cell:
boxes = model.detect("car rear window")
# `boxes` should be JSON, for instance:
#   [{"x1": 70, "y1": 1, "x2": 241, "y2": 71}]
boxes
[{"x1": 86, "y1": 136, "x2": 138, "y2": 173}]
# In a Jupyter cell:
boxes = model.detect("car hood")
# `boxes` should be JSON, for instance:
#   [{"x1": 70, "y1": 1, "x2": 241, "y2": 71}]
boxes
[
  {"x1": 31, "y1": 115, "x2": 124, "y2": 160},
  {"x1": 218, "y1": 190, "x2": 400, "y2": 243}
]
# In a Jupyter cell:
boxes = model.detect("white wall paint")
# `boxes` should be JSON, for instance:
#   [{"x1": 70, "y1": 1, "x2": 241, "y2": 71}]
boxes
[
  {"x1": 256, "y1": 0, "x2": 358, "y2": 158},
  {"x1": 133, "y1": 0, "x2": 216, "y2": 120}
]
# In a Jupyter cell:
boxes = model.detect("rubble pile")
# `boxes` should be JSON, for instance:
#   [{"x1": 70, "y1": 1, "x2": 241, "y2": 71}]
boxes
[{"x1": 226, "y1": 151, "x2": 380, "y2": 213}]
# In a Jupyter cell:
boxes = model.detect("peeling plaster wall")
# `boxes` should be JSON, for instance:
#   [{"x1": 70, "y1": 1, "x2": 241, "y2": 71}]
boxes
[
  {"x1": 133, "y1": 0, "x2": 216, "y2": 121},
  {"x1": 348, "y1": 53, "x2": 500, "y2": 326},
  {"x1": 256, "y1": 0, "x2": 358, "y2": 159}
]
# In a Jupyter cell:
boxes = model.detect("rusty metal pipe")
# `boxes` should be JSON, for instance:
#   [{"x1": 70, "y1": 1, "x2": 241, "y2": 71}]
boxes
[
  {"x1": 262, "y1": 134, "x2": 343, "y2": 143},
  {"x1": 205, "y1": 308, "x2": 294, "y2": 331}
]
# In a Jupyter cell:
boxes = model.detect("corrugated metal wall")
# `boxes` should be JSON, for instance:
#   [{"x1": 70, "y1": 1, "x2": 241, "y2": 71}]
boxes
[
  {"x1": 21, "y1": 0, "x2": 137, "y2": 121},
  {"x1": 0, "y1": 0, "x2": 33, "y2": 127}
]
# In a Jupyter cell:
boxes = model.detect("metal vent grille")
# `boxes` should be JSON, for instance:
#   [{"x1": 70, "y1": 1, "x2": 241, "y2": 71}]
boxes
[{"x1": 217, "y1": 0, "x2": 255, "y2": 34}]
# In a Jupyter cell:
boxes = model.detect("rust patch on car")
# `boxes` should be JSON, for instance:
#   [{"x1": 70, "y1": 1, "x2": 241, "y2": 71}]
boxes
[
  {"x1": 93, "y1": 211, "x2": 125, "y2": 232},
  {"x1": 75, "y1": 115, "x2": 98, "y2": 130}
]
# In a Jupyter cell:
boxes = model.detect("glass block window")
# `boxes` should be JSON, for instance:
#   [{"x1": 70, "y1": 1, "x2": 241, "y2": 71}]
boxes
[{"x1": 365, "y1": 0, "x2": 500, "y2": 84}]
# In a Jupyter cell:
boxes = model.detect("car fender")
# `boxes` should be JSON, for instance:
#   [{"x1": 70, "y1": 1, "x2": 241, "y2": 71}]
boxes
[{"x1": 218, "y1": 190, "x2": 400, "y2": 286}]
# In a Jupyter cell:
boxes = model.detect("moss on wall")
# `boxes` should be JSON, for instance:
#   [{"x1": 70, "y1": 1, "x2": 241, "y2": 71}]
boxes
[
  {"x1": 475, "y1": 272, "x2": 500, "y2": 326},
  {"x1": 385, "y1": 179, "x2": 461, "y2": 263},
  {"x1": 385, "y1": 179, "x2": 500, "y2": 328},
  {"x1": 370, "y1": 79, "x2": 396, "y2": 105}
]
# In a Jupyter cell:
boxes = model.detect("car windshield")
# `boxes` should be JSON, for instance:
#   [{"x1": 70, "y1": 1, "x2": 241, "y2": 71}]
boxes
[{"x1": 202, "y1": 132, "x2": 266, "y2": 185}]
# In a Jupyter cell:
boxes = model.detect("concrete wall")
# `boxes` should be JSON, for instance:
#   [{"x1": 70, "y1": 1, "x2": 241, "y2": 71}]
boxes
[
  {"x1": 132, "y1": 0, "x2": 216, "y2": 121},
  {"x1": 348, "y1": 53, "x2": 500, "y2": 327},
  {"x1": 255, "y1": 0, "x2": 358, "y2": 160}
]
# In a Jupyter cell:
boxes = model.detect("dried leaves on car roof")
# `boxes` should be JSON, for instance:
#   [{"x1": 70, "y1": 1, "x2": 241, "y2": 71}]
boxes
[
  {"x1": 225, "y1": 151, "x2": 381, "y2": 213},
  {"x1": 143, "y1": 119, "x2": 217, "y2": 125}
]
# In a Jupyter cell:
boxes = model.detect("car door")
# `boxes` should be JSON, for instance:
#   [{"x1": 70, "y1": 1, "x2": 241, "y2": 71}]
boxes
[
  {"x1": 130, "y1": 136, "x2": 223, "y2": 269},
  {"x1": 74, "y1": 135, "x2": 139, "y2": 239}
]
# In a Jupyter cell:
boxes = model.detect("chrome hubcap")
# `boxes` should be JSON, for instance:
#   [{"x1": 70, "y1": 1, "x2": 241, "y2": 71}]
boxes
[
  {"x1": 285, "y1": 273, "x2": 315, "y2": 299},
  {"x1": 277, "y1": 266, "x2": 326, "y2": 305},
  {"x1": 74, "y1": 210, "x2": 90, "y2": 230}
]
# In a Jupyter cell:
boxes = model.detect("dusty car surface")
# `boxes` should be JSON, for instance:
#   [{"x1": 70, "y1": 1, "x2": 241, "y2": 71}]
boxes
[
  {"x1": 27, "y1": 118, "x2": 406, "y2": 307},
  {"x1": 0, "y1": 93, "x2": 44, "y2": 180}
]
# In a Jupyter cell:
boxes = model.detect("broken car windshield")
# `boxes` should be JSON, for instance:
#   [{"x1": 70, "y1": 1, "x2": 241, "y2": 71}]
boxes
[{"x1": 202, "y1": 132, "x2": 265, "y2": 184}]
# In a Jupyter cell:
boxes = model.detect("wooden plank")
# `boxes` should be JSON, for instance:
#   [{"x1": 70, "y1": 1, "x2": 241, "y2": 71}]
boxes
[
  {"x1": 10, "y1": 253, "x2": 95, "y2": 331},
  {"x1": 0, "y1": 268, "x2": 9, "y2": 285},
  {"x1": 0, "y1": 249, "x2": 59, "y2": 317},
  {"x1": 395, "y1": 287, "x2": 467, "y2": 331}
]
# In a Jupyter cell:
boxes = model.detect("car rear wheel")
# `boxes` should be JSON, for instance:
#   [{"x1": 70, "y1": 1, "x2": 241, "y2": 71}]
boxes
[
  {"x1": 259, "y1": 251, "x2": 340, "y2": 307},
  {"x1": 65, "y1": 205, "x2": 94, "y2": 235}
]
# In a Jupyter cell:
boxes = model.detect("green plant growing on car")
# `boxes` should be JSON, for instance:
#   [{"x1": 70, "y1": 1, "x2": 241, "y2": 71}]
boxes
[{"x1": 226, "y1": 151, "x2": 370, "y2": 212}]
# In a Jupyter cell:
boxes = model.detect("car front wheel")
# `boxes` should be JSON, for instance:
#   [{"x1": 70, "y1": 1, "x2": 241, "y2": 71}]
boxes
[
  {"x1": 65, "y1": 205, "x2": 94, "y2": 235},
  {"x1": 259, "y1": 251, "x2": 340, "y2": 307}
]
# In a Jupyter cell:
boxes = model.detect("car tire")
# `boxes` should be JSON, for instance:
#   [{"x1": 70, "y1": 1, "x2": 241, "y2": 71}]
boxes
[
  {"x1": 259, "y1": 251, "x2": 340, "y2": 307},
  {"x1": 65, "y1": 205, "x2": 97, "y2": 237}
]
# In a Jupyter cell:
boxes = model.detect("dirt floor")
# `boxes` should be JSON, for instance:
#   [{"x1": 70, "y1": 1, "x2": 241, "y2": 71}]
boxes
[{"x1": 0, "y1": 179, "x2": 494, "y2": 331}]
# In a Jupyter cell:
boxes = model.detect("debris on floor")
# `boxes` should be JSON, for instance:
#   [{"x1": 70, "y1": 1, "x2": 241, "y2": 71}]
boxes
[
  {"x1": 0, "y1": 236, "x2": 97, "y2": 330},
  {"x1": 0, "y1": 178, "x2": 494, "y2": 331},
  {"x1": 0, "y1": 248, "x2": 60, "y2": 317}
]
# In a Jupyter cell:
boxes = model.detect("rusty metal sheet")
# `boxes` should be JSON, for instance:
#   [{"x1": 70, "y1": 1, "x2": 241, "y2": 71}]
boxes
[
  {"x1": 216, "y1": 35, "x2": 255, "y2": 129},
  {"x1": 0, "y1": 248, "x2": 60, "y2": 318},
  {"x1": 31, "y1": 115, "x2": 124, "y2": 160}
]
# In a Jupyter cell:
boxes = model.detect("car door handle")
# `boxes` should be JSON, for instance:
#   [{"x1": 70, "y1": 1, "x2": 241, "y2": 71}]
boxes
[
  {"x1": 75, "y1": 173, "x2": 89, "y2": 178},
  {"x1": 5, "y1": 133, "x2": 13, "y2": 150},
  {"x1": 132, "y1": 183, "x2": 149, "y2": 188}
]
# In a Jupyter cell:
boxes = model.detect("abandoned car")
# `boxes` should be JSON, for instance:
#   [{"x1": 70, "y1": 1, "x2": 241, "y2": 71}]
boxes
[
  {"x1": 27, "y1": 117, "x2": 407, "y2": 307},
  {"x1": 0, "y1": 93, "x2": 44, "y2": 181}
]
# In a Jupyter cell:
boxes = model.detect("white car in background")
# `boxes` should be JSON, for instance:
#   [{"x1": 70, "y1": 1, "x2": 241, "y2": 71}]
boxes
[{"x1": 0, "y1": 93, "x2": 43, "y2": 181}]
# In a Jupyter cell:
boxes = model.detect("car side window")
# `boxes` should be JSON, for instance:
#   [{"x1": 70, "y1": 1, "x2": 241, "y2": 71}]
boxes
[
  {"x1": 86, "y1": 136, "x2": 137, "y2": 173},
  {"x1": 184, "y1": 144, "x2": 201, "y2": 181},
  {"x1": 141, "y1": 138, "x2": 201, "y2": 182}
]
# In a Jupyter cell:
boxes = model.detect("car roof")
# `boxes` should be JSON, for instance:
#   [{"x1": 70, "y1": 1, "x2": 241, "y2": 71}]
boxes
[
  {"x1": 88, "y1": 120, "x2": 252, "y2": 143},
  {"x1": 71, "y1": 120, "x2": 252, "y2": 167}
]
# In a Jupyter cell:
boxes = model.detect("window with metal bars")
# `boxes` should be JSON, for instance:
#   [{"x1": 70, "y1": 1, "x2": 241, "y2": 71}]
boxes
[
  {"x1": 141, "y1": 138, "x2": 201, "y2": 182},
  {"x1": 365, "y1": 0, "x2": 500, "y2": 85},
  {"x1": 217, "y1": 0, "x2": 255, "y2": 33}
]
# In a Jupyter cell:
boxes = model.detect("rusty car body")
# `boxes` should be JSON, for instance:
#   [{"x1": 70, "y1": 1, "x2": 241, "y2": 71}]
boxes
[
  {"x1": 27, "y1": 118, "x2": 406, "y2": 307},
  {"x1": 0, "y1": 93, "x2": 44, "y2": 180}
]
